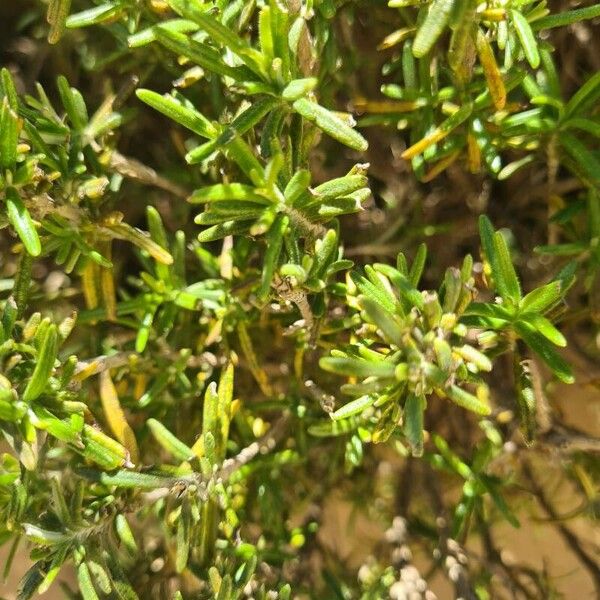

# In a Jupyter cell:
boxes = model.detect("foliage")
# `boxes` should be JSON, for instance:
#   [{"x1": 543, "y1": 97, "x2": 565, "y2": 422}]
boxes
[{"x1": 1, "y1": 1, "x2": 599, "y2": 598}]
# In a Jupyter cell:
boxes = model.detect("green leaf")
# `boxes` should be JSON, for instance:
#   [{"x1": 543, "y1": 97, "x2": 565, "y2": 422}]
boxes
[
  {"x1": 493, "y1": 231, "x2": 522, "y2": 303},
  {"x1": 176, "y1": 502, "x2": 190, "y2": 573},
  {"x1": 217, "y1": 98, "x2": 279, "y2": 149},
  {"x1": 195, "y1": 203, "x2": 265, "y2": 225},
  {"x1": 22, "y1": 524, "x2": 68, "y2": 546},
  {"x1": 1, "y1": 68, "x2": 18, "y2": 108},
  {"x1": 115, "y1": 514, "x2": 138, "y2": 555},
  {"x1": 37, "y1": 546, "x2": 68, "y2": 594},
  {"x1": 104, "y1": 555, "x2": 140, "y2": 600},
  {"x1": 147, "y1": 418, "x2": 194, "y2": 462},
  {"x1": 154, "y1": 27, "x2": 245, "y2": 81},
  {"x1": 81, "y1": 425, "x2": 130, "y2": 470},
  {"x1": 312, "y1": 229, "x2": 339, "y2": 278},
  {"x1": 403, "y1": 393, "x2": 425, "y2": 457},
  {"x1": 258, "y1": 214, "x2": 288, "y2": 301},
  {"x1": 258, "y1": 5, "x2": 274, "y2": 61},
  {"x1": 350, "y1": 271, "x2": 398, "y2": 313},
  {"x1": 359, "y1": 295, "x2": 403, "y2": 347},
  {"x1": 524, "y1": 314, "x2": 567, "y2": 347},
  {"x1": 409, "y1": 243, "x2": 427, "y2": 287},
  {"x1": 560, "y1": 133, "x2": 600, "y2": 186},
  {"x1": 319, "y1": 356, "x2": 397, "y2": 379},
  {"x1": 282, "y1": 78, "x2": 318, "y2": 102},
  {"x1": 0, "y1": 97, "x2": 19, "y2": 169},
  {"x1": 432, "y1": 434, "x2": 472, "y2": 479},
  {"x1": 434, "y1": 338, "x2": 453, "y2": 372},
  {"x1": 136, "y1": 89, "x2": 216, "y2": 138},
  {"x1": 533, "y1": 4, "x2": 600, "y2": 30},
  {"x1": 331, "y1": 395, "x2": 376, "y2": 421},
  {"x1": 480, "y1": 475, "x2": 521, "y2": 528},
  {"x1": 190, "y1": 183, "x2": 271, "y2": 204},
  {"x1": 284, "y1": 169, "x2": 311, "y2": 204},
  {"x1": 308, "y1": 417, "x2": 360, "y2": 437},
  {"x1": 57, "y1": 75, "x2": 88, "y2": 130},
  {"x1": 128, "y1": 19, "x2": 198, "y2": 48},
  {"x1": 514, "y1": 359, "x2": 536, "y2": 444},
  {"x1": 5, "y1": 188, "x2": 41, "y2": 257},
  {"x1": 87, "y1": 561, "x2": 111, "y2": 595},
  {"x1": 519, "y1": 280, "x2": 563, "y2": 313},
  {"x1": 515, "y1": 322, "x2": 574, "y2": 383},
  {"x1": 23, "y1": 324, "x2": 57, "y2": 401},
  {"x1": 373, "y1": 264, "x2": 424, "y2": 311},
  {"x1": 66, "y1": 4, "x2": 120, "y2": 28},
  {"x1": 311, "y1": 173, "x2": 368, "y2": 202},
  {"x1": 563, "y1": 70, "x2": 600, "y2": 118},
  {"x1": 446, "y1": 385, "x2": 491, "y2": 416},
  {"x1": 442, "y1": 267, "x2": 462, "y2": 313},
  {"x1": 197, "y1": 220, "x2": 251, "y2": 242},
  {"x1": 412, "y1": 0, "x2": 455, "y2": 58},
  {"x1": 166, "y1": 0, "x2": 266, "y2": 78},
  {"x1": 479, "y1": 216, "x2": 518, "y2": 302},
  {"x1": 77, "y1": 562, "x2": 100, "y2": 600},
  {"x1": 562, "y1": 117, "x2": 600, "y2": 139},
  {"x1": 534, "y1": 242, "x2": 586, "y2": 257},
  {"x1": 79, "y1": 468, "x2": 171, "y2": 489},
  {"x1": 510, "y1": 10, "x2": 540, "y2": 69},
  {"x1": 292, "y1": 98, "x2": 368, "y2": 152},
  {"x1": 30, "y1": 407, "x2": 81, "y2": 445}
]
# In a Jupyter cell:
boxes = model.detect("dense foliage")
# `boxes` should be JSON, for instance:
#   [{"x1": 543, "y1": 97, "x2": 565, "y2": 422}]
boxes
[{"x1": 1, "y1": 1, "x2": 599, "y2": 598}]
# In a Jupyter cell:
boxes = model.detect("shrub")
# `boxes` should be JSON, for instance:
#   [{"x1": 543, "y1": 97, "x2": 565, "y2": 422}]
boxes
[{"x1": 1, "y1": 1, "x2": 599, "y2": 598}]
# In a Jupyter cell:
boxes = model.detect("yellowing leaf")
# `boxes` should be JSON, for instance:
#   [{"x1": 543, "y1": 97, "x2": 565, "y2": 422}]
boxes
[
  {"x1": 99, "y1": 371, "x2": 139, "y2": 465},
  {"x1": 476, "y1": 29, "x2": 506, "y2": 110}
]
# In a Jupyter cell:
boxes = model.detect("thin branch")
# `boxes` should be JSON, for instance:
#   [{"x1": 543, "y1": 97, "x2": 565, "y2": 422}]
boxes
[{"x1": 522, "y1": 460, "x2": 600, "y2": 595}]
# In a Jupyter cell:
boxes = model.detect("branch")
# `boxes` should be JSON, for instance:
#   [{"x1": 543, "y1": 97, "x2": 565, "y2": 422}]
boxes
[{"x1": 523, "y1": 460, "x2": 600, "y2": 595}]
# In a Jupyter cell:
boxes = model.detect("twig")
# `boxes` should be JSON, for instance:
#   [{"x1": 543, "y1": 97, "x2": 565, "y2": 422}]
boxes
[
  {"x1": 143, "y1": 415, "x2": 290, "y2": 503},
  {"x1": 108, "y1": 150, "x2": 189, "y2": 198},
  {"x1": 522, "y1": 460, "x2": 600, "y2": 595}
]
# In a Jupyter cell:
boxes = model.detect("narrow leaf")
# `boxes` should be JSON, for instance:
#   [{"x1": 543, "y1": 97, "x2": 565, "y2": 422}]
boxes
[
  {"x1": 259, "y1": 214, "x2": 289, "y2": 301},
  {"x1": 5, "y1": 188, "x2": 41, "y2": 257},
  {"x1": 493, "y1": 231, "x2": 522, "y2": 303},
  {"x1": 293, "y1": 98, "x2": 368, "y2": 152},
  {"x1": 511, "y1": 10, "x2": 540, "y2": 69},
  {"x1": 136, "y1": 89, "x2": 216, "y2": 138},
  {"x1": 525, "y1": 314, "x2": 567, "y2": 347},
  {"x1": 402, "y1": 103, "x2": 473, "y2": 159},
  {"x1": 23, "y1": 324, "x2": 58, "y2": 402},
  {"x1": 412, "y1": 0, "x2": 455, "y2": 58},
  {"x1": 319, "y1": 356, "x2": 396, "y2": 379},
  {"x1": 359, "y1": 295, "x2": 403, "y2": 347},
  {"x1": 476, "y1": 29, "x2": 506, "y2": 110},
  {"x1": 331, "y1": 395, "x2": 375, "y2": 421},
  {"x1": 446, "y1": 385, "x2": 491, "y2": 415},
  {"x1": 520, "y1": 280, "x2": 563, "y2": 313},
  {"x1": 404, "y1": 393, "x2": 425, "y2": 456},
  {"x1": 515, "y1": 323, "x2": 574, "y2": 383},
  {"x1": 147, "y1": 418, "x2": 194, "y2": 462},
  {"x1": 99, "y1": 371, "x2": 139, "y2": 464},
  {"x1": 533, "y1": 5, "x2": 600, "y2": 30}
]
